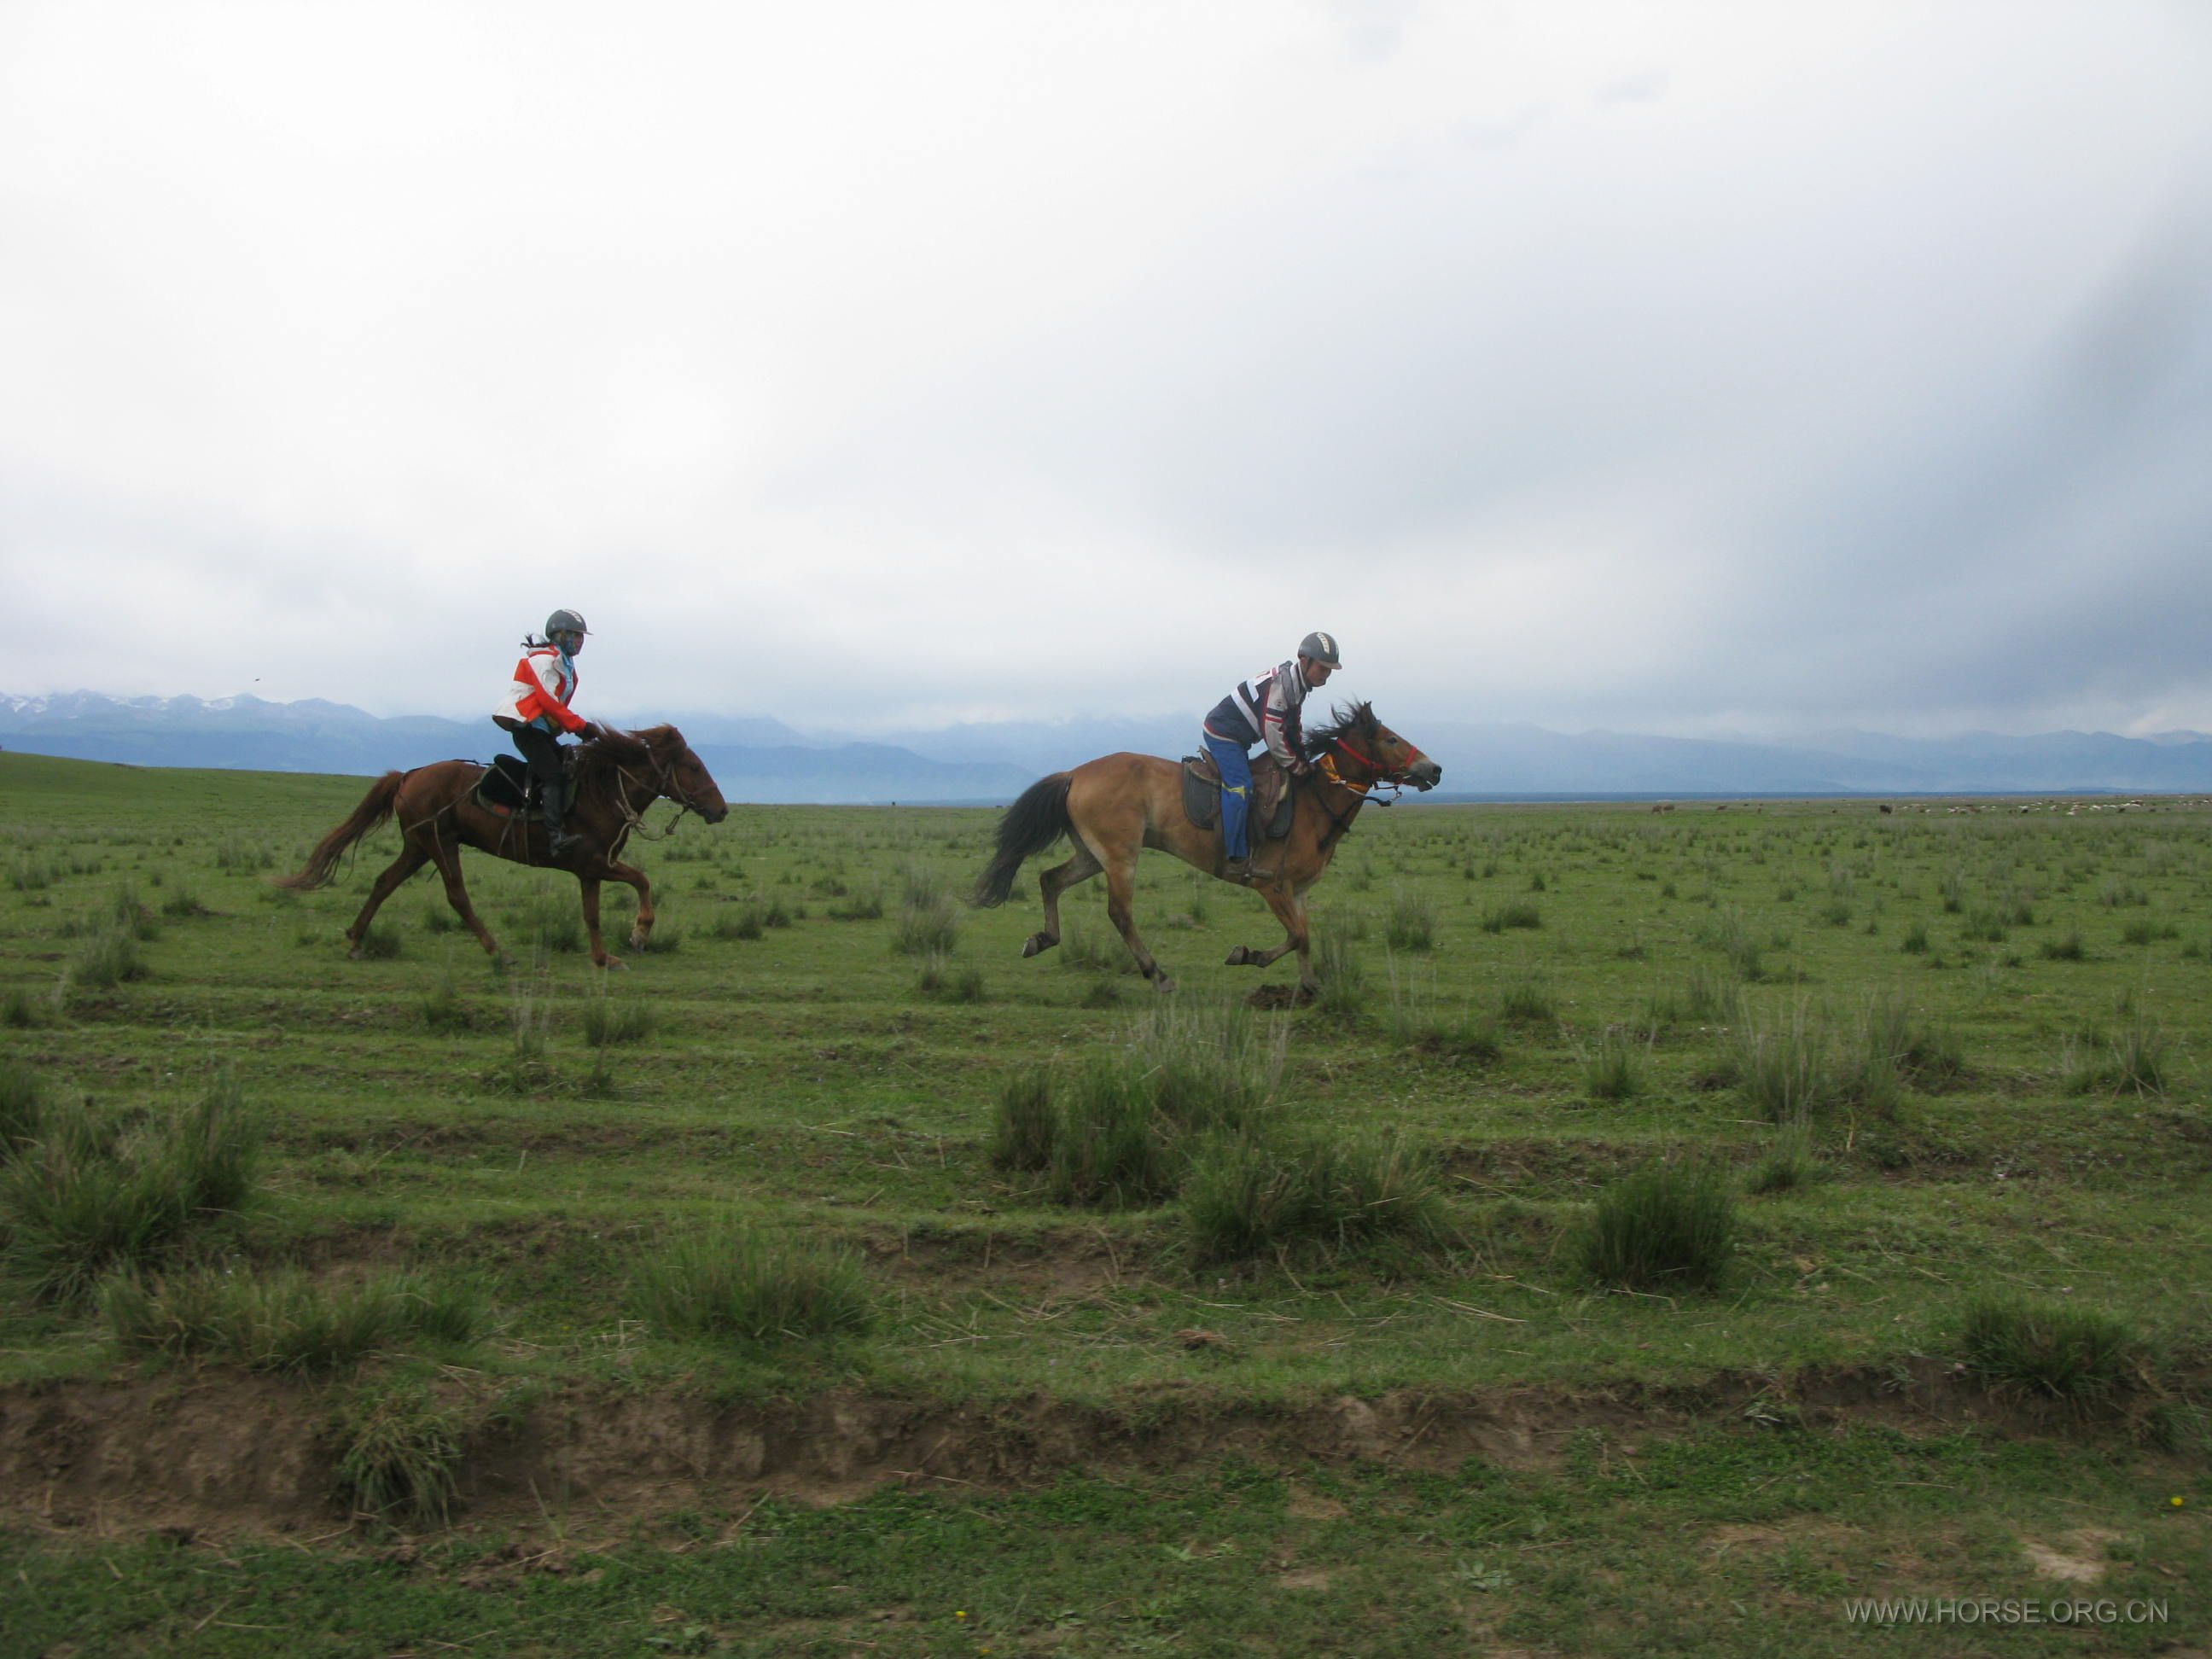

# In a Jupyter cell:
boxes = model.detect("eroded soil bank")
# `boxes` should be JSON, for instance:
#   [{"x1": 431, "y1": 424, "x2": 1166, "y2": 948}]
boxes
[{"x1": 0, "y1": 1358, "x2": 2122, "y2": 1543}]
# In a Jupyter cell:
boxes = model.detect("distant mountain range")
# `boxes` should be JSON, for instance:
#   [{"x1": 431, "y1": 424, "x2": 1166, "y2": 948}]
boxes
[{"x1": 4, "y1": 691, "x2": 2211, "y2": 802}]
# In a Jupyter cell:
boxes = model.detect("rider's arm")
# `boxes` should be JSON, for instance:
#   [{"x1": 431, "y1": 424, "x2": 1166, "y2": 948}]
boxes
[
  {"x1": 1260, "y1": 668, "x2": 1301, "y2": 767},
  {"x1": 515, "y1": 655, "x2": 589, "y2": 736}
]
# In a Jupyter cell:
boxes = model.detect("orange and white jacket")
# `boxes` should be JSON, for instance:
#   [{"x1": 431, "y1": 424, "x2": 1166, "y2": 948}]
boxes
[{"x1": 495, "y1": 646, "x2": 587, "y2": 736}]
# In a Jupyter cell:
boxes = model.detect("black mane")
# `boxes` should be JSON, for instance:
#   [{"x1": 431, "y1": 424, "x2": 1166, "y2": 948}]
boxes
[{"x1": 1303, "y1": 701, "x2": 1378, "y2": 753}]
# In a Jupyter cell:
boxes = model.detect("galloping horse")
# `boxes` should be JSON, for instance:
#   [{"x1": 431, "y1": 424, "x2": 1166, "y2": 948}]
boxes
[
  {"x1": 278, "y1": 725, "x2": 727, "y2": 969},
  {"x1": 972, "y1": 703, "x2": 1440, "y2": 994}
]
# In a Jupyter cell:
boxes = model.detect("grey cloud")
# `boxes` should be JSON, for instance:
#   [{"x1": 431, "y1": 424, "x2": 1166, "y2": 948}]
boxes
[
  {"x1": 1331, "y1": 0, "x2": 1420, "y2": 63},
  {"x1": 1594, "y1": 70, "x2": 1670, "y2": 107},
  {"x1": 1458, "y1": 104, "x2": 1551, "y2": 151}
]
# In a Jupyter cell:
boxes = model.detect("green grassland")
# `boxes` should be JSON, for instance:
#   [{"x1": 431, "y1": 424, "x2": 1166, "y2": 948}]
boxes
[{"x1": 1, "y1": 748, "x2": 2209, "y2": 1655}]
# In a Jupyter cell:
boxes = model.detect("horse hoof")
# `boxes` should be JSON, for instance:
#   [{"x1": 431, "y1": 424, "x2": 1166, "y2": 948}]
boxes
[
  {"x1": 600, "y1": 956, "x2": 627, "y2": 971},
  {"x1": 1022, "y1": 934, "x2": 1052, "y2": 959},
  {"x1": 626, "y1": 931, "x2": 649, "y2": 952},
  {"x1": 1224, "y1": 946, "x2": 1248, "y2": 966},
  {"x1": 346, "y1": 946, "x2": 364, "y2": 962},
  {"x1": 1152, "y1": 973, "x2": 1176, "y2": 992}
]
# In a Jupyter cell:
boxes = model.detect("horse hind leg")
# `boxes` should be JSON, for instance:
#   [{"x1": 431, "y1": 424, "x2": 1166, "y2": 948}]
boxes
[
  {"x1": 429, "y1": 841, "x2": 499, "y2": 960},
  {"x1": 346, "y1": 844, "x2": 429, "y2": 958},
  {"x1": 1103, "y1": 852, "x2": 1173, "y2": 992},
  {"x1": 1025, "y1": 841, "x2": 1102, "y2": 958}
]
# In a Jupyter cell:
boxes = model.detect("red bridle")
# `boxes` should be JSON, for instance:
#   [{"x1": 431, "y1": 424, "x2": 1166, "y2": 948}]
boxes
[{"x1": 1323, "y1": 731, "x2": 1426, "y2": 789}]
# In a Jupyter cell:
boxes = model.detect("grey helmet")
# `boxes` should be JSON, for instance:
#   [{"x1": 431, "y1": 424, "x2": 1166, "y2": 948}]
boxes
[
  {"x1": 544, "y1": 608, "x2": 590, "y2": 639},
  {"x1": 1299, "y1": 630, "x2": 1342, "y2": 667}
]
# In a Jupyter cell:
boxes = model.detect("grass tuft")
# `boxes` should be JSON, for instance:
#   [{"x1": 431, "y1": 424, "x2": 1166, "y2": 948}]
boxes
[
  {"x1": 103, "y1": 1268, "x2": 489, "y2": 1371},
  {"x1": 1184, "y1": 1129, "x2": 1446, "y2": 1263},
  {"x1": 335, "y1": 1385, "x2": 467, "y2": 1527},
  {"x1": 1746, "y1": 1124, "x2": 1819, "y2": 1195},
  {"x1": 993, "y1": 1001, "x2": 1287, "y2": 1208},
  {"x1": 917, "y1": 952, "x2": 987, "y2": 1003},
  {"x1": 1383, "y1": 888, "x2": 1437, "y2": 952},
  {"x1": 1575, "y1": 1157, "x2": 1735, "y2": 1293},
  {"x1": 1, "y1": 1058, "x2": 46, "y2": 1152},
  {"x1": 68, "y1": 925, "x2": 148, "y2": 992},
  {"x1": 580, "y1": 982, "x2": 655, "y2": 1046},
  {"x1": 1580, "y1": 1026, "x2": 1645, "y2": 1101},
  {"x1": 1959, "y1": 1296, "x2": 2139, "y2": 1406},
  {"x1": 1313, "y1": 932, "x2": 1369, "y2": 1022},
  {"x1": 634, "y1": 1225, "x2": 873, "y2": 1342},
  {"x1": 893, "y1": 898, "x2": 959, "y2": 957},
  {"x1": 0, "y1": 1070, "x2": 262, "y2": 1304}
]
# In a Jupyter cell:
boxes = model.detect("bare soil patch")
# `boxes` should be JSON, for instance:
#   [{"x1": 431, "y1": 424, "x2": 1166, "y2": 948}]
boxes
[{"x1": 0, "y1": 1358, "x2": 2094, "y2": 1546}]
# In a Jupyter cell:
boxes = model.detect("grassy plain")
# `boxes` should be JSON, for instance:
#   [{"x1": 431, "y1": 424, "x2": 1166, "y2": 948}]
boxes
[{"x1": 1, "y1": 748, "x2": 2209, "y2": 1655}]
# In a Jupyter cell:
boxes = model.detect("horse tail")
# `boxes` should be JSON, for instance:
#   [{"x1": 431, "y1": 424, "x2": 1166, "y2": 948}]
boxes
[
  {"x1": 276, "y1": 771, "x2": 407, "y2": 890},
  {"x1": 973, "y1": 773, "x2": 1074, "y2": 907}
]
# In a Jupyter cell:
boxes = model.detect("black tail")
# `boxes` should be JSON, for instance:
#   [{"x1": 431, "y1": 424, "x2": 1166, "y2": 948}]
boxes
[{"x1": 972, "y1": 773, "x2": 1074, "y2": 907}]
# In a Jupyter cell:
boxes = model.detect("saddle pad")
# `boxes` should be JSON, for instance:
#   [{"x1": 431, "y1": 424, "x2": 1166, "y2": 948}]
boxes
[
  {"x1": 474, "y1": 754, "x2": 531, "y2": 813},
  {"x1": 1179, "y1": 756, "x2": 1295, "y2": 840}
]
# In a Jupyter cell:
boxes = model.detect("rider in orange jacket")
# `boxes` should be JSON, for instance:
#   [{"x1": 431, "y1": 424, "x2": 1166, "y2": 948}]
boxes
[{"x1": 492, "y1": 609, "x2": 601, "y2": 855}]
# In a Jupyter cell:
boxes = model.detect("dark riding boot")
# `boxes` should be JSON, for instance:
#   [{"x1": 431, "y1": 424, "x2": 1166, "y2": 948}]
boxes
[
  {"x1": 1223, "y1": 855, "x2": 1273, "y2": 885},
  {"x1": 539, "y1": 777, "x2": 582, "y2": 857}
]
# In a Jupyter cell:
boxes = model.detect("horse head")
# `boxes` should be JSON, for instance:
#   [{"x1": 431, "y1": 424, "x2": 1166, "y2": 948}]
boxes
[
  {"x1": 1307, "y1": 702, "x2": 1442, "y2": 792},
  {"x1": 647, "y1": 725, "x2": 729, "y2": 823},
  {"x1": 592, "y1": 724, "x2": 729, "y2": 823}
]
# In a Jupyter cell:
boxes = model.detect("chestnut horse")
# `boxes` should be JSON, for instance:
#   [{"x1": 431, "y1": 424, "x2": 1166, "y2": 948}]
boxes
[
  {"x1": 972, "y1": 703, "x2": 1439, "y2": 994},
  {"x1": 278, "y1": 725, "x2": 727, "y2": 968}
]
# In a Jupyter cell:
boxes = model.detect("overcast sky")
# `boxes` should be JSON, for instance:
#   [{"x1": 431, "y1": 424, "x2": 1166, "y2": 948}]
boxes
[{"x1": 3, "y1": 1, "x2": 2209, "y2": 739}]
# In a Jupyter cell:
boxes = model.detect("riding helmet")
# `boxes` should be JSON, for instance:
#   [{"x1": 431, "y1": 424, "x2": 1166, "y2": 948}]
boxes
[
  {"x1": 1299, "y1": 631, "x2": 1341, "y2": 667},
  {"x1": 545, "y1": 609, "x2": 590, "y2": 639}
]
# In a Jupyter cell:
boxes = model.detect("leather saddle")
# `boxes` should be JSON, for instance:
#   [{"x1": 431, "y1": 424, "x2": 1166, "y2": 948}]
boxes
[
  {"x1": 472, "y1": 752, "x2": 575, "y2": 819},
  {"x1": 1181, "y1": 754, "x2": 1296, "y2": 840}
]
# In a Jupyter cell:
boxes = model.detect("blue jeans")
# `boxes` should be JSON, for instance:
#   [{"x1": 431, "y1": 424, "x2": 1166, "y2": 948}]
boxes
[{"x1": 1203, "y1": 732, "x2": 1254, "y2": 859}]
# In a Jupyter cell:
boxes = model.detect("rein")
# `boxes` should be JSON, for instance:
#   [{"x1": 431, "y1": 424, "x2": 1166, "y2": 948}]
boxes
[
  {"x1": 1309, "y1": 753, "x2": 1371, "y2": 852},
  {"x1": 604, "y1": 752, "x2": 698, "y2": 845},
  {"x1": 1308, "y1": 732, "x2": 1429, "y2": 851}
]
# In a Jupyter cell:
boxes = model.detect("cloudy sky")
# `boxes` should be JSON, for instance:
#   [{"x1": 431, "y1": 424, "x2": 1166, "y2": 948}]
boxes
[{"x1": 3, "y1": 1, "x2": 2209, "y2": 739}]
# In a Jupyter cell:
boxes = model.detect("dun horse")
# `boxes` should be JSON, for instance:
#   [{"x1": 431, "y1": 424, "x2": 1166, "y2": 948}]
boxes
[
  {"x1": 973, "y1": 703, "x2": 1439, "y2": 994},
  {"x1": 279, "y1": 725, "x2": 727, "y2": 969}
]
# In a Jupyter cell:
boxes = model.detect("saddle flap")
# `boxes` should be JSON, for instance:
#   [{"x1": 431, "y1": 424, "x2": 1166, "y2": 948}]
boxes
[
  {"x1": 477, "y1": 754, "x2": 531, "y2": 813},
  {"x1": 1180, "y1": 754, "x2": 1295, "y2": 840},
  {"x1": 1251, "y1": 762, "x2": 1289, "y2": 836},
  {"x1": 1180, "y1": 756, "x2": 1220, "y2": 831}
]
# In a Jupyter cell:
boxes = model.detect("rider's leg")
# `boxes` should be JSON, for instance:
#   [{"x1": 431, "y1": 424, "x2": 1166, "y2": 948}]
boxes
[
  {"x1": 511, "y1": 724, "x2": 579, "y2": 853},
  {"x1": 1204, "y1": 733, "x2": 1263, "y2": 881}
]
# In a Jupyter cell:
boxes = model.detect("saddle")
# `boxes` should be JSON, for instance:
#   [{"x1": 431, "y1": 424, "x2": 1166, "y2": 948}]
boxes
[
  {"x1": 1181, "y1": 754, "x2": 1296, "y2": 840},
  {"x1": 472, "y1": 752, "x2": 575, "y2": 819}
]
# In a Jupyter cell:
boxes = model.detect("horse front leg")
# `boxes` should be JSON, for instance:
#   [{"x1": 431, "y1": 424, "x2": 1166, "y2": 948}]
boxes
[
  {"x1": 1227, "y1": 883, "x2": 1314, "y2": 992},
  {"x1": 578, "y1": 875, "x2": 620, "y2": 970},
  {"x1": 607, "y1": 859, "x2": 655, "y2": 953}
]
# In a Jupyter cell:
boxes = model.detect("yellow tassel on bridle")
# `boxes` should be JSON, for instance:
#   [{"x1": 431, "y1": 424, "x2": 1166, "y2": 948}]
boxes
[{"x1": 1315, "y1": 753, "x2": 1373, "y2": 796}]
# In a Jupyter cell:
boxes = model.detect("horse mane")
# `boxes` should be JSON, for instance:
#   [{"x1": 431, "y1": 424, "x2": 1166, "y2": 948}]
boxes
[
  {"x1": 573, "y1": 724, "x2": 685, "y2": 800},
  {"x1": 1304, "y1": 701, "x2": 1378, "y2": 752}
]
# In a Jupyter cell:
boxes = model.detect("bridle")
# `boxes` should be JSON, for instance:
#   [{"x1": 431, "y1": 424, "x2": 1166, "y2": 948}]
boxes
[
  {"x1": 1318, "y1": 731, "x2": 1427, "y2": 800},
  {"x1": 608, "y1": 747, "x2": 709, "y2": 845},
  {"x1": 1307, "y1": 730, "x2": 1429, "y2": 851}
]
